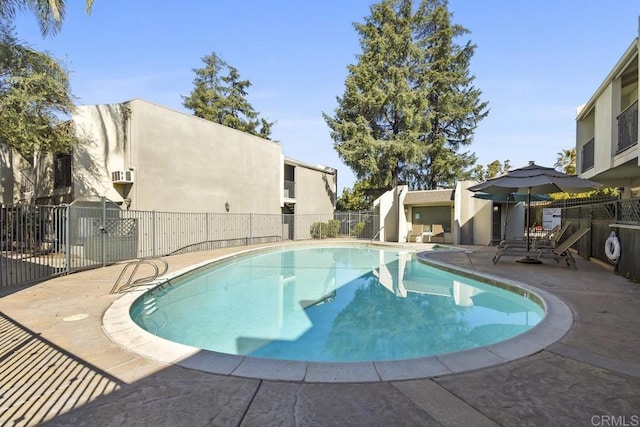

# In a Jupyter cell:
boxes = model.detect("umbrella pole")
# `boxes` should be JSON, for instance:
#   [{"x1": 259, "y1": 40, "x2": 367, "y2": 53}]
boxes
[
  {"x1": 526, "y1": 188, "x2": 530, "y2": 252},
  {"x1": 503, "y1": 200, "x2": 508, "y2": 241},
  {"x1": 516, "y1": 187, "x2": 542, "y2": 264}
]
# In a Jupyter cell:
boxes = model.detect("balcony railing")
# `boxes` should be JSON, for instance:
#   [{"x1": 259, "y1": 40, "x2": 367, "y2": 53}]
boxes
[
  {"x1": 283, "y1": 180, "x2": 295, "y2": 198},
  {"x1": 581, "y1": 138, "x2": 594, "y2": 173},
  {"x1": 617, "y1": 100, "x2": 638, "y2": 153}
]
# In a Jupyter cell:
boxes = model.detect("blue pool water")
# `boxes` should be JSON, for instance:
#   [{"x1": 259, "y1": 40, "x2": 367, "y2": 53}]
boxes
[{"x1": 131, "y1": 246, "x2": 544, "y2": 363}]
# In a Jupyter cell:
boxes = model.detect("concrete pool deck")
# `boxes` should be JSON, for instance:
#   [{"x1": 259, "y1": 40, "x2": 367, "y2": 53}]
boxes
[{"x1": 1, "y1": 242, "x2": 639, "y2": 426}]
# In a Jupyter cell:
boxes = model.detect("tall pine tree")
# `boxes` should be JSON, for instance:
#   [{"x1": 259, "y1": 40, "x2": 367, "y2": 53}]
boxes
[
  {"x1": 325, "y1": 0, "x2": 487, "y2": 190},
  {"x1": 183, "y1": 52, "x2": 273, "y2": 139}
]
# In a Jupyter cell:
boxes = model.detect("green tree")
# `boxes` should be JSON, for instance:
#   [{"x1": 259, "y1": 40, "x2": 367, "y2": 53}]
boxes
[
  {"x1": 336, "y1": 180, "x2": 386, "y2": 211},
  {"x1": 471, "y1": 159, "x2": 510, "y2": 181},
  {"x1": 0, "y1": 23, "x2": 78, "y2": 157},
  {"x1": 182, "y1": 52, "x2": 274, "y2": 139},
  {"x1": 407, "y1": 0, "x2": 488, "y2": 189},
  {"x1": 0, "y1": 0, "x2": 94, "y2": 36},
  {"x1": 324, "y1": 0, "x2": 487, "y2": 191},
  {"x1": 554, "y1": 148, "x2": 575, "y2": 175}
]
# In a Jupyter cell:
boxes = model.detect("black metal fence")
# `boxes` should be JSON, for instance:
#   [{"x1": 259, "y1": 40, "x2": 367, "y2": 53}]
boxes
[
  {"x1": 617, "y1": 100, "x2": 638, "y2": 154},
  {"x1": 1, "y1": 202, "x2": 379, "y2": 289},
  {"x1": 561, "y1": 198, "x2": 640, "y2": 282}
]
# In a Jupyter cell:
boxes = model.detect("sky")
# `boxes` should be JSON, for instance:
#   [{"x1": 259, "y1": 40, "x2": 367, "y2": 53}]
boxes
[{"x1": 11, "y1": 1, "x2": 640, "y2": 194}]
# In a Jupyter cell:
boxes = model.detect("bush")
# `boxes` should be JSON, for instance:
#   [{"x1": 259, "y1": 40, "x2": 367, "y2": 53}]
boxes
[
  {"x1": 350, "y1": 221, "x2": 366, "y2": 237},
  {"x1": 310, "y1": 222, "x2": 328, "y2": 239},
  {"x1": 327, "y1": 219, "x2": 341, "y2": 238}
]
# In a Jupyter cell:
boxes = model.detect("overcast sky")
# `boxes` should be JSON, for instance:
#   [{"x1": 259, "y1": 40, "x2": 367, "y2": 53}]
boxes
[{"x1": 13, "y1": 0, "x2": 640, "y2": 193}]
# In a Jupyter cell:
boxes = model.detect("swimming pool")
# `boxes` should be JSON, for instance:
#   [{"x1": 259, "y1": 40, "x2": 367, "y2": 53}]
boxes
[{"x1": 130, "y1": 245, "x2": 544, "y2": 363}]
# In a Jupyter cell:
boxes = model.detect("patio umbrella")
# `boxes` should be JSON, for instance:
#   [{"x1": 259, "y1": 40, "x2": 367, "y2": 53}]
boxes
[
  {"x1": 472, "y1": 192, "x2": 550, "y2": 203},
  {"x1": 468, "y1": 161, "x2": 602, "y2": 258}
]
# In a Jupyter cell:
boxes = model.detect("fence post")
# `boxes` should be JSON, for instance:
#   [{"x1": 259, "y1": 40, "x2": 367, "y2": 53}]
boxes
[
  {"x1": 65, "y1": 205, "x2": 71, "y2": 275},
  {"x1": 586, "y1": 206, "x2": 594, "y2": 259},
  {"x1": 101, "y1": 196, "x2": 106, "y2": 267},
  {"x1": 152, "y1": 210, "x2": 157, "y2": 257},
  {"x1": 249, "y1": 213, "x2": 253, "y2": 245},
  {"x1": 206, "y1": 212, "x2": 210, "y2": 247}
]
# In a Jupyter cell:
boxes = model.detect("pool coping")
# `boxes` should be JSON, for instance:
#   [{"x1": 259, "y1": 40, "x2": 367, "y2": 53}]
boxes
[{"x1": 102, "y1": 242, "x2": 574, "y2": 383}]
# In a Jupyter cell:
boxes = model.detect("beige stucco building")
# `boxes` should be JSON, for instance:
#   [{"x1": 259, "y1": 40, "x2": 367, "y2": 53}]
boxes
[
  {"x1": 576, "y1": 36, "x2": 639, "y2": 197},
  {"x1": 372, "y1": 181, "x2": 525, "y2": 246},
  {"x1": 2, "y1": 99, "x2": 337, "y2": 215}
]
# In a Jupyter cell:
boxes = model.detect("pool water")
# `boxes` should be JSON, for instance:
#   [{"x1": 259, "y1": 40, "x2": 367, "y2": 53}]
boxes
[{"x1": 131, "y1": 246, "x2": 544, "y2": 363}]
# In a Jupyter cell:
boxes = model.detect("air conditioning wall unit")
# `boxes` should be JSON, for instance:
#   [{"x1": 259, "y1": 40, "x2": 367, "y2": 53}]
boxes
[{"x1": 111, "y1": 170, "x2": 134, "y2": 184}]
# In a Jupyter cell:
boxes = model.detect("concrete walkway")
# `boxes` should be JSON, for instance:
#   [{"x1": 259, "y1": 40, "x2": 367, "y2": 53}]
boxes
[{"x1": 0, "y1": 243, "x2": 638, "y2": 426}]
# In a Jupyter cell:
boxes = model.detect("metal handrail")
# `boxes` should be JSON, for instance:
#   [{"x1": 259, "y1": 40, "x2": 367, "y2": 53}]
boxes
[
  {"x1": 369, "y1": 227, "x2": 384, "y2": 245},
  {"x1": 110, "y1": 257, "x2": 168, "y2": 294}
]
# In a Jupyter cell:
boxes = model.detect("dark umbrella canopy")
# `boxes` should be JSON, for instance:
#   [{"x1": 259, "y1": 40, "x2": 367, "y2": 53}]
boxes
[
  {"x1": 468, "y1": 161, "x2": 602, "y2": 254},
  {"x1": 468, "y1": 162, "x2": 602, "y2": 195},
  {"x1": 472, "y1": 192, "x2": 550, "y2": 202}
]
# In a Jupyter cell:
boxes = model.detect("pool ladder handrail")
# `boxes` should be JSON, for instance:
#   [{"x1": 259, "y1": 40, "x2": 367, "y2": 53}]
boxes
[
  {"x1": 369, "y1": 226, "x2": 384, "y2": 246},
  {"x1": 110, "y1": 257, "x2": 169, "y2": 294}
]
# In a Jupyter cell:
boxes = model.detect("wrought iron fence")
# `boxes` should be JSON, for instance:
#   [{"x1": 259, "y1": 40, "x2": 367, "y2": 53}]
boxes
[
  {"x1": 1, "y1": 204, "x2": 67, "y2": 287},
  {"x1": 1, "y1": 202, "x2": 379, "y2": 289}
]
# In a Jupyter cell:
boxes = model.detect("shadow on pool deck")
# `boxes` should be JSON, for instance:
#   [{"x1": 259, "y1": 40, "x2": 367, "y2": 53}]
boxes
[{"x1": 1, "y1": 242, "x2": 639, "y2": 426}]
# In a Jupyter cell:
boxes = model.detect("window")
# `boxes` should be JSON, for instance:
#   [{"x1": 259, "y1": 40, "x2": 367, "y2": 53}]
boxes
[
  {"x1": 411, "y1": 206, "x2": 452, "y2": 231},
  {"x1": 54, "y1": 152, "x2": 72, "y2": 189}
]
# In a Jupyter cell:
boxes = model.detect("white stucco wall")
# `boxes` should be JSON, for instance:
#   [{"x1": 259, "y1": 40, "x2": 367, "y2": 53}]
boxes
[
  {"x1": 593, "y1": 85, "x2": 615, "y2": 175},
  {"x1": 287, "y1": 161, "x2": 336, "y2": 215},
  {"x1": 397, "y1": 186, "x2": 409, "y2": 243},
  {"x1": 72, "y1": 99, "x2": 289, "y2": 213},
  {"x1": 73, "y1": 104, "x2": 128, "y2": 204},
  {"x1": 455, "y1": 181, "x2": 492, "y2": 245},
  {"x1": 127, "y1": 99, "x2": 283, "y2": 213},
  {"x1": 504, "y1": 202, "x2": 525, "y2": 240},
  {"x1": 373, "y1": 188, "x2": 396, "y2": 242}
]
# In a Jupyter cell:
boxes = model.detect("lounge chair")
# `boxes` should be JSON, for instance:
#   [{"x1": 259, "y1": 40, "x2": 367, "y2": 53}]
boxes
[
  {"x1": 538, "y1": 227, "x2": 591, "y2": 269},
  {"x1": 498, "y1": 222, "x2": 570, "y2": 250},
  {"x1": 493, "y1": 227, "x2": 590, "y2": 269},
  {"x1": 430, "y1": 224, "x2": 445, "y2": 243},
  {"x1": 409, "y1": 224, "x2": 425, "y2": 242}
]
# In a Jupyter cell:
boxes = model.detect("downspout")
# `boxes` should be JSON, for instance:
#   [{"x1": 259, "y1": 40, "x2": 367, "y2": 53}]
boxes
[{"x1": 124, "y1": 102, "x2": 133, "y2": 210}]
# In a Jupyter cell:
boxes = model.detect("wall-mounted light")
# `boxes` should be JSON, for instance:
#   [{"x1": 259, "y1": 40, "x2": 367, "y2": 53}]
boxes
[{"x1": 225, "y1": 202, "x2": 230, "y2": 212}]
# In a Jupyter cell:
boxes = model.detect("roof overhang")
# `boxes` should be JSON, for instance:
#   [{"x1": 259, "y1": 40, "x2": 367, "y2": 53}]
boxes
[{"x1": 403, "y1": 189, "x2": 455, "y2": 205}]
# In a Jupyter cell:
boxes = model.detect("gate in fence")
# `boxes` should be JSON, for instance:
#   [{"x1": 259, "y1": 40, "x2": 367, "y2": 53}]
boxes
[{"x1": 1, "y1": 198, "x2": 140, "y2": 288}]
